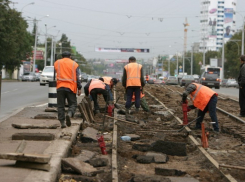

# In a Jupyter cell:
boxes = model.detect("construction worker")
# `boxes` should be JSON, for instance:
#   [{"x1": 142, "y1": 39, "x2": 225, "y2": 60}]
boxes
[
  {"x1": 131, "y1": 88, "x2": 150, "y2": 112},
  {"x1": 238, "y1": 55, "x2": 245, "y2": 117},
  {"x1": 99, "y1": 76, "x2": 118, "y2": 89},
  {"x1": 145, "y1": 74, "x2": 149, "y2": 83},
  {"x1": 122, "y1": 56, "x2": 145, "y2": 114},
  {"x1": 182, "y1": 83, "x2": 219, "y2": 132},
  {"x1": 54, "y1": 51, "x2": 82, "y2": 128},
  {"x1": 84, "y1": 79, "x2": 112, "y2": 114}
]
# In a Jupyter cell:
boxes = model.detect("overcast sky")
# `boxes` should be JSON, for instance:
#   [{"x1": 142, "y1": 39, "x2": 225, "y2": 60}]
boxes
[{"x1": 14, "y1": 0, "x2": 245, "y2": 61}]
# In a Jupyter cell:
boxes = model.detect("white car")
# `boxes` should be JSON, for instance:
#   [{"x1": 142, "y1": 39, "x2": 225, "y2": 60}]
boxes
[{"x1": 40, "y1": 66, "x2": 54, "y2": 86}]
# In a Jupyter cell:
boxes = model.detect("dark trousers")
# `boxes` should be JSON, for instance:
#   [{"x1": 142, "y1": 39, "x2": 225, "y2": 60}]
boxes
[
  {"x1": 125, "y1": 86, "x2": 140, "y2": 109},
  {"x1": 239, "y1": 87, "x2": 245, "y2": 115},
  {"x1": 90, "y1": 88, "x2": 108, "y2": 110},
  {"x1": 57, "y1": 90, "x2": 77, "y2": 122},
  {"x1": 196, "y1": 95, "x2": 219, "y2": 131}
]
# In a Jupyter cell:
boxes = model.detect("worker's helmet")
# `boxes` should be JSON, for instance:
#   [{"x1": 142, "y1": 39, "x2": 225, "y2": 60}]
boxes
[{"x1": 62, "y1": 51, "x2": 71, "y2": 58}]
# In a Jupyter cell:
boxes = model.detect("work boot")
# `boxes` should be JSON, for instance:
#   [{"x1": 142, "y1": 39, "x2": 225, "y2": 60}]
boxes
[
  {"x1": 60, "y1": 121, "x2": 66, "y2": 128},
  {"x1": 66, "y1": 112, "x2": 72, "y2": 127},
  {"x1": 135, "y1": 108, "x2": 139, "y2": 113}
]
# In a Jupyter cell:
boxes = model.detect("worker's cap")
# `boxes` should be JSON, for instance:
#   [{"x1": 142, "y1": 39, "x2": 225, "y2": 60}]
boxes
[
  {"x1": 62, "y1": 51, "x2": 71, "y2": 57},
  {"x1": 129, "y1": 56, "x2": 136, "y2": 61},
  {"x1": 111, "y1": 78, "x2": 118, "y2": 85}
]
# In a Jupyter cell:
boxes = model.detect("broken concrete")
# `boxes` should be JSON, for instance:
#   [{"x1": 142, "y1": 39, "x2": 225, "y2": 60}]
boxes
[
  {"x1": 153, "y1": 111, "x2": 174, "y2": 121},
  {"x1": 136, "y1": 155, "x2": 153, "y2": 164},
  {"x1": 89, "y1": 157, "x2": 109, "y2": 167},
  {"x1": 146, "y1": 152, "x2": 168, "y2": 163},
  {"x1": 130, "y1": 174, "x2": 171, "y2": 182},
  {"x1": 155, "y1": 167, "x2": 186, "y2": 176},
  {"x1": 81, "y1": 127, "x2": 98, "y2": 143},
  {"x1": 12, "y1": 133, "x2": 55, "y2": 141},
  {"x1": 62, "y1": 158, "x2": 100, "y2": 176},
  {"x1": 34, "y1": 114, "x2": 57, "y2": 119},
  {"x1": 75, "y1": 150, "x2": 96, "y2": 162},
  {"x1": 151, "y1": 140, "x2": 187, "y2": 156}
]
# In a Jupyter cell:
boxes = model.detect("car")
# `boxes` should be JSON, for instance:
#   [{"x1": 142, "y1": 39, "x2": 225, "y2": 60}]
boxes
[
  {"x1": 147, "y1": 77, "x2": 156, "y2": 84},
  {"x1": 179, "y1": 75, "x2": 196, "y2": 86},
  {"x1": 21, "y1": 72, "x2": 37, "y2": 82},
  {"x1": 221, "y1": 79, "x2": 228, "y2": 87},
  {"x1": 199, "y1": 72, "x2": 220, "y2": 89},
  {"x1": 193, "y1": 74, "x2": 200, "y2": 83},
  {"x1": 35, "y1": 72, "x2": 41, "y2": 81},
  {"x1": 40, "y1": 66, "x2": 54, "y2": 86},
  {"x1": 154, "y1": 79, "x2": 164, "y2": 84},
  {"x1": 165, "y1": 76, "x2": 178, "y2": 85},
  {"x1": 81, "y1": 74, "x2": 88, "y2": 82},
  {"x1": 225, "y1": 79, "x2": 238, "y2": 88}
]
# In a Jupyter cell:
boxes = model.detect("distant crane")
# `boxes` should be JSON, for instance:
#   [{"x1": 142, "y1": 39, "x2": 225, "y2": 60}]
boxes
[{"x1": 183, "y1": 17, "x2": 190, "y2": 53}]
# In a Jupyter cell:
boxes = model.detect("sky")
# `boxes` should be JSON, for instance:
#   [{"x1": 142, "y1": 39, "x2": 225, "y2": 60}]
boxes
[{"x1": 14, "y1": 0, "x2": 245, "y2": 62}]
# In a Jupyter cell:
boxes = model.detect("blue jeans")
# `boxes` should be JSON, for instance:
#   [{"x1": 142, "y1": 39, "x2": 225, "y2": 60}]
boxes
[
  {"x1": 125, "y1": 86, "x2": 141, "y2": 109},
  {"x1": 196, "y1": 95, "x2": 219, "y2": 131}
]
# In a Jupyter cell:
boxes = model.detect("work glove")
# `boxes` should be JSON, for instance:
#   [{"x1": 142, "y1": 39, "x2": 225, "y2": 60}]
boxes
[{"x1": 182, "y1": 93, "x2": 187, "y2": 103}]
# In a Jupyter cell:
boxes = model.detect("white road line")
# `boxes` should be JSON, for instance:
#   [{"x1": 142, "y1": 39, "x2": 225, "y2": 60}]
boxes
[{"x1": 29, "y1": 103, "x2": 48, "y2": 107}]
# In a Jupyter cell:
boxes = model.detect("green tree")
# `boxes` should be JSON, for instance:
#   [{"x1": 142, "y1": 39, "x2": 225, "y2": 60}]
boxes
[{"x1": 0, "y1": 0, "x2": 33, "y2": 78}]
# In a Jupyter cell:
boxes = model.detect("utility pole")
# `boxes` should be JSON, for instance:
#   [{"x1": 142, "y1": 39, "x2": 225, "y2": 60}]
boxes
[
  {"x1": 44, "y1": 24, "x2": 47, "y2": 67},
  {"x1": 176, "y1": 52, "x2": 179, "y2": 76},
  {"x1": 221, "y1": 28, "x2": 225, "y2": 80},
  {"x1": 191, "y1": 45, "x2": 193, "y2": 75},
  {"x1": 50, "y1": 36, "x2": 54, "y2": 66},
  {"x1": 242, "y1": 17, "x2": 244, "y2": 55},
  {"x1": 33, "y1": 18, "x2": 38, "y2": 73},
  {"x1": 183, "y1": 18, "x2": 189, "y2": 73}
]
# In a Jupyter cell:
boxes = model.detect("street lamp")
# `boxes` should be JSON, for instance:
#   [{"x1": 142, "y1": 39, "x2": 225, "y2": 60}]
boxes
[
  {"x1": 44, "y1": 25, "x2": 56, "y2": 67},
  {"x1": 228, "y1": 40, "x2": 241, "y2": 55},
  {"x1": 21, "y1": 2, "x2": 34, "y2": 12},
  {"x1": 237, "y1": 12, "x2": 245, "y2": 55},
  {"x1": 168, "y1": 45, "x2": 171, "y2": 74},
  {"x1": 33, "y1": 15, "x2": 49, "y2": 73}
]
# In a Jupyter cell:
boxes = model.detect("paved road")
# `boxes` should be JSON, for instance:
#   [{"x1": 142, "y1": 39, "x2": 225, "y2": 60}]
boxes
[
  {"x1": 214, "y1": 86, "x2": 239, "y2": 99},
  {"x1": 0, "y1": 81, "x2": 49, "y2": 121},
  {"x1": 0, "y1": 81, "x2": 87, "y2": 122}
]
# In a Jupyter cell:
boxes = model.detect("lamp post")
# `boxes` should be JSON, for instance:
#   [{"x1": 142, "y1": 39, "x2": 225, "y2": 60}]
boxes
[
  {"x1": 237, "y1": 12, "x2": 245, "y2": 55},
  {"x1": 44, "y1": 25, "x2": 56, "y2": 67},
  {"x1": 168, "y1": 45, "x2": 171, "y2": 74},
  {"x1": 228, "y1": 40, "x2": 241, "y2": 55},
  {"x1": 191, "y1": 44, "x2": 194, "y2": 75},
  {"x1": 21, "y1": 2, "x2": 34, "y2": 12},
  {"x1": 32, "y1": 15, "x2": 49, "y2": 73},
  {"x1": 221, "y1": 28, "x2": 225, "y2": 81}
]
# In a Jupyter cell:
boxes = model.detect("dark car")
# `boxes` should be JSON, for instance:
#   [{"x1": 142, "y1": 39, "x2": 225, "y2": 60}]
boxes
[
  {"x1": 179, "y1": 75, "x2": 196, "y2": 86},
  {"x1": 199, "y1": 72, "x2": 220, "y2": 89}
]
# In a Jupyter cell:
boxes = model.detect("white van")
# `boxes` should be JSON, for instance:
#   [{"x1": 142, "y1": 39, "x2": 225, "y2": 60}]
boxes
[{"x1": 40, "y1": 66, "x2": 54, "y2": 86}]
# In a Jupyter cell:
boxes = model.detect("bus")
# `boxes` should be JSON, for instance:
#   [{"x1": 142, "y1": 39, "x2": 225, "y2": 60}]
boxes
[{"x1": 200, "y1": 65, "x2": 222, "y2": 80}]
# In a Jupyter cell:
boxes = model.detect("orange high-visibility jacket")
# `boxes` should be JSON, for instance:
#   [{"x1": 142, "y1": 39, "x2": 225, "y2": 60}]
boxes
[
  {"x1": 102, "y1": 76, "x2": 112, "y2": 85},
  {"x1": 146, "y1": 75, "x2": 149, "y2": 81},
  {"x1": 54, "y1": 58, "x2": 78, "y2": 93},
  {"x1": 88, "y1": 79, "x2": 105, "y2": 94},
  {"x1": 190, "y1": 83, "x2": 218, "y2": 111},
  {"x1": 132, "y1": 92, "x2": 145, "y2": 102},
  {"x1": 124, "y1": 62, "x2": 142, "y2": 87}
]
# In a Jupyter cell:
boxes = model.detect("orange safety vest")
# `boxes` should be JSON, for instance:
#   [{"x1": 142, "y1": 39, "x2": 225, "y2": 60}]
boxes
[
  {"x1": 102, "y1": 76, "x2": 112, "y2": 85},
  {"x1": 190, "y1": 83, "x2": 218, "y2": 111},
  {"x1": 88, "y1": 79, "x2": 106, "y2": 94},
  {"x1": 124, "y1": 62, "x2": 142, "y2": 87},
  {"x1": 132, "y1": 92, "x2": 145, "y2": 102},
  {"x1": 54, "y1": 58, "x2": 78, "y2": 93},
  {"x1": 146, "y1": 75, "x2": 149, "y2": 81}
]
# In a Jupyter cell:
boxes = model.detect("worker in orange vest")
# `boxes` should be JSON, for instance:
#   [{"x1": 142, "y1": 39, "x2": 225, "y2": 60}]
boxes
[
  {"x1": 145, "y1": 74, "x2": 149, "y2": 83},
  {"x1": 54, "y1": 51, "x2": 82, "y2": 128},
  {"x1": 99, "y1": 76, "x2": 118, "y2": 89},
  {"x1": 182, "y1": 83, "x2": 219, "y2": 132},
  {"x1": 84, "y1": 79, "x2": 112, "y2": 114},
  {"x1": 122, "y1": 56, "x2": 145, "y2": 115}
]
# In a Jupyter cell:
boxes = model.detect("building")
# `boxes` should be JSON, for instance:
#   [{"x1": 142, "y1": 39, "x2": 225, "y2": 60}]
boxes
[{"x1": 200, "y1": 0, "x2": 237, "y2": 51}]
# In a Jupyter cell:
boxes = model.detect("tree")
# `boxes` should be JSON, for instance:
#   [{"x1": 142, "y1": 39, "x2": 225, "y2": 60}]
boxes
[{"x1": 0, "y1": 1, "x2": 33, "y2": 78}]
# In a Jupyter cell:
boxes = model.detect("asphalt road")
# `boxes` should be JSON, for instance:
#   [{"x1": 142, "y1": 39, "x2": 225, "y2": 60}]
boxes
[
  {"x1": 0, "y1": 81, "x2": 49, "y2": 121},
  {"x1": 214, "y1": 86, "x2": 239, "y2": 99},
  {"x1": 0, "y1": 81, "x2": 87, "y2": 122}
]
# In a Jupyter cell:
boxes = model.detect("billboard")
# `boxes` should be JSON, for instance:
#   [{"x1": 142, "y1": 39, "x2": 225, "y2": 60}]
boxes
[
  {"x1": 32, "y1": 50, "x2": 44, "y2": 60},
  {"x1": 95, "y1": 47, "x2": 150, "y2": 53},
  {"x1": 224, "y1": 8, "x2": 233, "y2": 39},
  {"x1": 208, "y1": 0, "x2": 218, "y2": 38}
]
